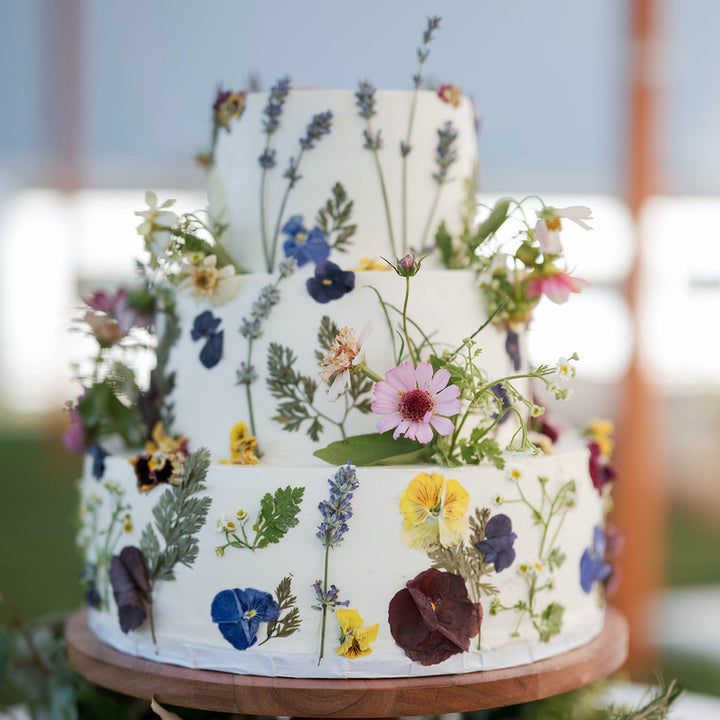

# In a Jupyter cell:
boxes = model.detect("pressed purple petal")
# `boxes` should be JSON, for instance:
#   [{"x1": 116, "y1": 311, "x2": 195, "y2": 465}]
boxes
[{"x1": 200, "y1": 330, "x2": 224, "y2": 368}]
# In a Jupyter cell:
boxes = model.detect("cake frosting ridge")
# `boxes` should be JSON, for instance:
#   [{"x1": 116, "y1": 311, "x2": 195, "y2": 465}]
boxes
[{"x1": 67, "y1": 16, "x2": 619, "y2": 680}]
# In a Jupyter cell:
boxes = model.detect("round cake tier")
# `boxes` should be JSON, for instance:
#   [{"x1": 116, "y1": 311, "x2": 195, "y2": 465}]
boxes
[
  {"x1": 78, "y1": 439, "x2": 607, "y2": 679},
  {"x1": 209, "y1": 89, "x2": 478, "y2": 273},
  {"x1": 167, "y1": 268, "x2": 525, "y2": 462}
]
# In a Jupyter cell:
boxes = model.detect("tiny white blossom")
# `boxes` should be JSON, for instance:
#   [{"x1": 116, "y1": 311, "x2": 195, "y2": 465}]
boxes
[
  {"x1": 135, "y1": 191, "x2": 178, "y2": 257},
  {"x1": 534, "y1": 205, "x2": 592, "y2": 255}
]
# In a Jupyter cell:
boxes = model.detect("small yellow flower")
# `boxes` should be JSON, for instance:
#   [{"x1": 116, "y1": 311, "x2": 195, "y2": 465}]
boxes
[
  {"x1": 399, "y1": 472, "x2": 469, "y2": 550},
  {"x1": 509, "y1": 469, "x2": 522, "y2": 482},
  {"x1": 215, "y1": 546, "x2": 225, "y2": 558},
  {"x1": 585, "y1": 418, "x2": 615, "y2": 458},
  {"x1": 123, "y1": 514, "x2": 133, "y2": 533},
  {"x1": 220, "y1": 422, "x2": 260, "y2": 465},
  {"x1": 335, "y1": 609, "x2": 379, "y2": 659},
  {"x1": 353, "y1": 257, "x2": 390, "y2": 271},
  {"x1": 236, "y1": 509, "x2": 248, "y2": 521},
  {"x1": 534, "y1": 562, "x2": 543, "y2": 572}
]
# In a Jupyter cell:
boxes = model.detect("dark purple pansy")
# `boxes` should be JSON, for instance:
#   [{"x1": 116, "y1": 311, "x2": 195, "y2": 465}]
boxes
[
  {"x1": 580, "y1": 526, "x2": 612, "y2": 594},
  {"x1": 211, "y1": 587, "x2": 280, "y2": 650},
  {"x1": 505, "y1": 329, "x2": 522, "y2": 371},
  {"x1": 388, "y1": 568, "x2": 481, "y2": 666},
  {"x1": 306, "y1": 260, "x2": 355, "y2": 304},
  {"x1": 191, "y1": 311, "x2": 223, "y2": 369},
  {"x1": 490, "y1": 383, "x2": 511, "y2": 425},
  {"x1": 281, "y1": 215, "x2": 330, "y2": 267},
  {"x1": 588, "y1": 441, "x2": 617, "y2": 491},
  {"x1": 80, "y1": 564, "x2": 101, "y2": 608},
  {"x1": 475, "y1": 514, "x2": 517, "y2": 572},
  {"x1": 109, "y1": 546, "x2": 151, "y2": 633},
  {"x1": 88, "y1": 443, "x2": 110, "y2": 480}
]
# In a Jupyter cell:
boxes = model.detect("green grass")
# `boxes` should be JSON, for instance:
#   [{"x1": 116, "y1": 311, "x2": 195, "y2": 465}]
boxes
[{"x1": 0, "y1": 427, "x2": 84, "y2": 620}]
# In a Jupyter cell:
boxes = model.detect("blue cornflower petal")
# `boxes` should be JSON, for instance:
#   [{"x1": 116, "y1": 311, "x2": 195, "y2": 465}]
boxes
[
  {"x1": 211, "y1": 587, "x2": 280, "y2": 651},
  {"x1": 281, "y1": 215, "x2": 304, "y2": 238},
  {"x1": 199, "y1": 330, "x2": 223, "y2": 368},
  {"x1": 579, "y1": 526, "x2": 612, "y2": 593}
]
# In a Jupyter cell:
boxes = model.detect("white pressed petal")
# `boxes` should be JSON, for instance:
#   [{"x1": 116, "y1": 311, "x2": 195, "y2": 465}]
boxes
[
  {"x1": 145, "y1": 190, "x2": 158, "y2": 208},
  {"x1": 559, "y1": 205, "x2": 593, "y2": 230},
  {"x1": 155, "y1": 210, "x2": 178, "y2": 228},
  {"x1": 328, "y1": 371, "x2": 350, "y2": 402}
]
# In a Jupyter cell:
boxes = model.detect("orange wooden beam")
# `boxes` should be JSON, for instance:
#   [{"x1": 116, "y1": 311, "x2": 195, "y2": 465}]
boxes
[{"x1": 611, "y1": 0, "x2": 667, "y2": 672}]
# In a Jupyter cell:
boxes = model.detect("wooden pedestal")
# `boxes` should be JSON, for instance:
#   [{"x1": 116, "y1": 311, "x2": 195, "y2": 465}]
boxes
[{"x1": 66, "y1": 608, "x2": 628, "y2": 717}]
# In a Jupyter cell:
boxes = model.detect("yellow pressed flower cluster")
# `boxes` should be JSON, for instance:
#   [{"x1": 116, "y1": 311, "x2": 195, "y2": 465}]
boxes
[
  {"x1": 220, "y1": 422, "x2": 260, "y2": 465},
  {"x1": 585, "y1": 418, "x2": 615, "y2": 458},
  {"x1": 399, "y1": 472, "x2": 469, "y2": 550}
]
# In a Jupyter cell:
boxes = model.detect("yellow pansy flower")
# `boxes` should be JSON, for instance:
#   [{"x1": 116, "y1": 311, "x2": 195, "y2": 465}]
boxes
[
  {"x1": 399, "y1": 472, "x2": 469, "y2": 550},
  {"x1": 335, "y1": 609, "x2": 379, "y2": 659},
  {"x1": 220, "y1": 422, "x2": 260, "y2": 465}
]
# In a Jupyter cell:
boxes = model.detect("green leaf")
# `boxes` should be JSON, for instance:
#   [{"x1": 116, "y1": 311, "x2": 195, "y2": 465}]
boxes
[
  {"x1": 538, "y1": 602, "x2": 564, "y2": 642},
  {"x1": 476, "y1": 438, "x2": 505, "y2": 470},
  {"x1": 475, "y1": 199, "x2": 510, "y2": 244},
  {"x1": 253, "y1": 486, "x2": 305, "y2": 549},
  {"x1": 313, "y1": 433, "x2": 430, "y2": 466}
]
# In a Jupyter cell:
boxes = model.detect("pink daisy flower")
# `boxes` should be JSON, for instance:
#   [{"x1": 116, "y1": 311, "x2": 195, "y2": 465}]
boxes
[
  {"x1": 371, "y1": 362, "x2": 461, "y2": 444},
  {"x1": 528, "y1": 270, "x2": 589, "y2": 305}
]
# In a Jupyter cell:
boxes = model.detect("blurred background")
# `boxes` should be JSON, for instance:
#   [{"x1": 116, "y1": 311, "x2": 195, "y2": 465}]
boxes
[{"x1": 1, "y1": 0, "x2": 719, "y2": 707}]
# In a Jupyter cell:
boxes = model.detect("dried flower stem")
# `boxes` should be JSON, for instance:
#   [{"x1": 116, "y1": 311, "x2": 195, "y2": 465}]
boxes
[
  {"x1": 269, "y1": 148, "x2": 306, "y2": 271},
  {"x1": 402, "y1": 276, "x2": 418, "y2": 366},
  {"x1": 366, "y1": 118, "x2": 397, "y2": 258}
]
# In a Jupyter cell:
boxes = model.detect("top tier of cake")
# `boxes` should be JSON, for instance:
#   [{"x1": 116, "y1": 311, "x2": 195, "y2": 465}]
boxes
[{"x1": 209, "y1": 89, "x2": 478, "y2": 273}]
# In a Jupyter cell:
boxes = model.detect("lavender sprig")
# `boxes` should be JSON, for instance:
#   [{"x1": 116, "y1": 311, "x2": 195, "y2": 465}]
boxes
[
  {"x1": 315, "y1": 463, "x2": 359, "y2": 662},
  {"x1": 268, "y1": 111, "x2": 333, "y2": 270},
  {"x1": 237, "y1": 259, "x2": 297, "y2": 437},
  {"x1": 259, "y1": 76, "x2": 293, "y2": 271},
  {"x1": 421, "y1": 121, "x2": 458, "y2": 250},
  {"x1": 402, "y1": 16, "x2": 442, "y2": 254},
  {"x1": 356, "y1": 80, "x2": 397, "y2": 259}
]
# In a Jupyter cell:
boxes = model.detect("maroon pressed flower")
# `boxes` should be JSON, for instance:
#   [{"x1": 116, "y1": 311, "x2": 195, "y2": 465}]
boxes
[
  {"x1": 588, "y1": 441, "x2": 617, "y2": 491},
  {"x1": 388, "y1": 568, "x2": 481, "y2": 666},
  {"x1": 109, "y1": 546, "x2": 151, "y2": 633}
]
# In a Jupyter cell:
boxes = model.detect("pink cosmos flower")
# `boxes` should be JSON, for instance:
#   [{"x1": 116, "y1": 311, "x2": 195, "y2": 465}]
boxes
[
  {"x1": 63, "y1": 407, "x2": 86, "y2": 454},
  {"x1": 534, "y1": 206, "x2": 593, "y2": 255},
  {"x1": 371, "y1": 362, "x2": 461, "y2": 444},
  {"x1": 528, "y1": 270, "x2": 589, "y2": 305}
]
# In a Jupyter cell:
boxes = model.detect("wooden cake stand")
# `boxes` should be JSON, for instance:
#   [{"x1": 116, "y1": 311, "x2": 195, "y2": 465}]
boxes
[{"x1": 66, "y1": 608, "x2": 628, "y2": 717}]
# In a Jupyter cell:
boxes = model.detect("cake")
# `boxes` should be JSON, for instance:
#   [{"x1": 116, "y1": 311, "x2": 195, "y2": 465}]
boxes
[{"x1": 67, "y1": 18, "x2": 619, "y2": 680}]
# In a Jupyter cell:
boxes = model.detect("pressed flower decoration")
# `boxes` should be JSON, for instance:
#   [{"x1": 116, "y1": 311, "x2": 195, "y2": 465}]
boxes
[
  {"x1": 335, "y1": 609, "x2": 379, "y2": 659},
  {"x1": 580, "y1": 526, "x2": 612, "y2": 594},
  {"x1": 131, "y1": 422, "x2": 189, "y2": 493},
  {"x1": 399, "y1": 472, "x2": 469, "y2": 550},
  {"x1": 211, "y1": 587, "x2": 280, "y2": 650},
  {"x1": 281, "y1": 215, "x2": 330, "y2": 267},
  {"x1": 319, "y1": 322, "x2": 373, "y2": 402},
  {"x1": 372, "y1": 362, "x2": 461, "y2": 444},
  {"x1": 219, "y1": 422, "x2": 260, "y2": 465},
  {"x1": 183, "y1": 254, "x2": 242, "y2": 306},
  {"x1": 388, "y1": 568, "x2": 481, "y2": 666},
  {"x1": 190, "y1": 310, "x2": 224, "y2": 369},
  {"x1": 474, "y1": 514, "x2": 518, "y2": 573},
  {"x1": 437, "y1": 84, "x2": 462, "y2": 107},
  {"x1": 306, "y1": 260, "x2": 355, "y2": 304}
]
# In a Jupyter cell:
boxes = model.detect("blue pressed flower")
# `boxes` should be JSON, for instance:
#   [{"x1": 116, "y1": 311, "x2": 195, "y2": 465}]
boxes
[
  {"x1": 258, "y1": 148, "x2": 277, "y2": 168},
  {"x1": 306, "y1": 260, "x2": 355, "y2": 304},
  {"x1": 211, "y1": 587, "x2": 280, "y2": 650},
  {"x1": 191, "y1": 311, "x2": 222, "y2": 341},
  {"x1": 316, "y1": 463, "x2": 359, "y2": 548},
  {"x1": 191, "y1": 311, "x2": 223, "y2": 369},
  {"x1": 281, "y1": 215, "x2": 330, "y2": 267},
  {"x1": 199, "y1": 330, "x2": 223, "y2": 368},
  {"x1": 475, "y1": 514, "x2": 518, "y2": 572},
  {"x1": 432, "y1": 121, "x2": 459, "y2": 184},
  {"x1": 491, "y1": 383, "x2": 511, "y2": 425},
  {"x1": 505, "y1": 329, "x2": 522, "y2": 371},
  {"x1": 300, "y1": 111, "x2": 333, "y2": 149},
  {"x1": 580, "y1": 526, "x2": 612, "y2": 593},
  {"x1": 88, "y1": 443, "x2": 110, "y2": 480},
  {"x1": 355, "y1": 81, "x2": 377, "y2": 119}
]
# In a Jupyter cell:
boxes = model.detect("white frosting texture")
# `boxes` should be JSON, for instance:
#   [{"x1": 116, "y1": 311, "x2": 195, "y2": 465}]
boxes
[{"x1": 80, "y1": 440, "x2": 606, "y2": 678}]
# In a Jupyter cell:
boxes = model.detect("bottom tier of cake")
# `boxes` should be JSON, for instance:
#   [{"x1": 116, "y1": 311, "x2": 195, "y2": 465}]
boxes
[{"x1": 77, "y1": 439, "x2": 609, "y2": 678}]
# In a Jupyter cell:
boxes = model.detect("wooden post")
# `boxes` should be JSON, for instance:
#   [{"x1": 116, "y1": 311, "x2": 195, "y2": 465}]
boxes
[{"x1": 612, "y1": 0, "x2": 666, "y2": 672}]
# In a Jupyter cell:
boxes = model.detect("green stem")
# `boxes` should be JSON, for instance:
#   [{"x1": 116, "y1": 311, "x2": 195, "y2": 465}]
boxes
[
  {"x1": 401, "y1": 90, "x2": 420, "y2": 254},
  {"x1": 367, "y1": 118, "x2": 397, "y2": 258},
  {"x1": 402, "y1": 276, "x2": 417, "y2": 366},
  {"x1": 259, "y1": 136, "x2": 272, "y2": 273},
  {"x1": 269, "y1": 148, "x2": 305, "y2": 272},
  {"x1": 419, "y1": 182, "x2": 443, "y2": 252},
  {"x1": 318, "y1": 546, "x2": 330, "y2": 664},
  {"x1": 360, "y1": 365, "x2": 383, "y2": 383},
  {"x1": 364, "y1": 285, "x2": 398, "y2": 361},
  {"x1": 147, "y1": 595, "x2": 158, "y2": 652},
  {"x1": 245, "y1": 339, "x2": 257, "y2": 437}
]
